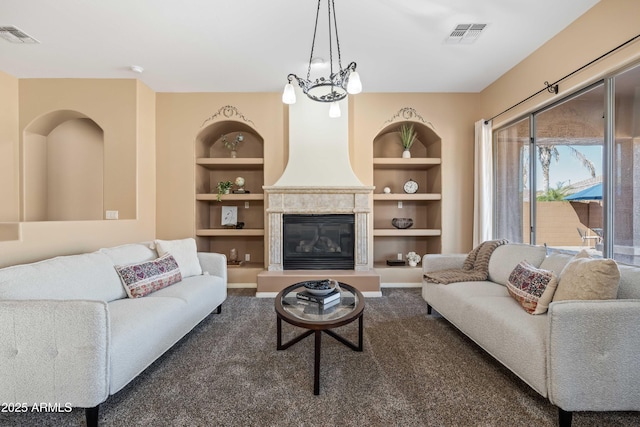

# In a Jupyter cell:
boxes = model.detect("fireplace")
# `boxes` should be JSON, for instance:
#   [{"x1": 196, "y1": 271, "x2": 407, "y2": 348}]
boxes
[{"x1": 283, "y1": 214, "x2": 354, "y2": 270}]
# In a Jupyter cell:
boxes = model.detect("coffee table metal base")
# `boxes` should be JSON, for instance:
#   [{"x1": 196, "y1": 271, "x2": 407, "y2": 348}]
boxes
[{"x1": 277, "y1": 315, "x2": 363, "y2": 395}]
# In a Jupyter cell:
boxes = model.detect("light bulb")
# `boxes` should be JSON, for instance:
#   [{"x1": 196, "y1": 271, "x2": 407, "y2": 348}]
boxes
[
  {"x1": 329, "y1": 101, "x2": 341, "y2": 118},
  {"x1": 282, "y1": 83, "x2": 296, "y2": 104},
  {"x1": 346, "y1": 71, "x2": 362, "y2": 94}
]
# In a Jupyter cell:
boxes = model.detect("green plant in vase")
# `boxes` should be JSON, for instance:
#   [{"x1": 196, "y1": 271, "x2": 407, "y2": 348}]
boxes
[
  {"x1": 399, "y1": 124, "x2": 417, "y2": 158},
  {"x1": 216, "y1": 180, "x2": 233, "y2": 201}
]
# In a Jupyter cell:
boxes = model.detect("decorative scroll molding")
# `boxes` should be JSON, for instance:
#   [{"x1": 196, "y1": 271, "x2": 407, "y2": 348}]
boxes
[
  {"x1": 382, "y1": 107, "x2": 435, "y2": 129},
  {"x1": 201, "y1": 105, "x2": 255, "y2": 127}
]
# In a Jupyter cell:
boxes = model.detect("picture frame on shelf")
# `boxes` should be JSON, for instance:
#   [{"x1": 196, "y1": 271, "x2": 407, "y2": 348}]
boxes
[{"x1": 221, "y1": 206, "x2": 238, "y2": 226}]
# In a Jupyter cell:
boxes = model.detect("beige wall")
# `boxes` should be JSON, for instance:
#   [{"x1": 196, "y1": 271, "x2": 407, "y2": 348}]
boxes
[
  {"x1": 352, "y1": 93, "x2": 478, "y2": 253},
  {"x1": 0, "y1": 79, "x2": 156, "y2": 267},
  {"x1": 155, "y1": 93, "x2": 285, "y2": 240},
  {"x1": 480, "y1": 0, "x2": 640, "y2": 127},
  {"x1": 0, "y1": 71, "x2": 19, "y2": 222}
]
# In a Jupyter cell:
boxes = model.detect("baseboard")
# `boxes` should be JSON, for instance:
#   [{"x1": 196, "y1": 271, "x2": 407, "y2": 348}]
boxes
[{"x1": 381, "y1": 282, "x2": 422, "y2": 288}]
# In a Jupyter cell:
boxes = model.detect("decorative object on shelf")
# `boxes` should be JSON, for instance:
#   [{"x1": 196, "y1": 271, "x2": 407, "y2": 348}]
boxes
[
  {"x1": 392, "y1": 217, "x2": 414, "y2": 229},
  {"x1": 216, "y1": 180, "x2": 233, "y2": 201},
  {"x1": 233, "y1": 176, "x2": 246, "y2": 193},
  {"x1": 281, "y1": 0, "x2": 362, "y2": 118},
  {"x1": 406, "y1": 251, "x2": 421, "y2": 267},
  {"x1": 221, "y1": 206, "x2": 238, "y2": 226},
  {"x1": 221, "y1": 133, "x2": 244, "y2": 158},
  {"x1": 386, "y1": 259, "x2": 406, "y2": 266},
  {"x1": 383, "y1": 186, "x2": 391, "y2": 194},
  {"x1": 229, "y1": 248, "x2": 239, "y2": 263},
  {"x1": 399, "y1": 123, "x2": 417, "y2": 158},
  {"x1": 403, "y1": 178, "x2": 418, "y2": 194}
]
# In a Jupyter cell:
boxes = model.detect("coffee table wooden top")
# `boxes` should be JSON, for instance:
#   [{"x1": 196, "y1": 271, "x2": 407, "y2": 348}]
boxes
[{"x1": 275, "y1": 282, "x2": 365, "y2": 330}]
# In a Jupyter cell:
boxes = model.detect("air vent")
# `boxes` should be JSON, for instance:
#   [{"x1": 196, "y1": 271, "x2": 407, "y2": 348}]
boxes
[
  {"x1": 0, "y1": 26, "x2": 39, "y2": 44},
  {"x1": 446, "y1": 23, "x2": 487, "y2": 44}
]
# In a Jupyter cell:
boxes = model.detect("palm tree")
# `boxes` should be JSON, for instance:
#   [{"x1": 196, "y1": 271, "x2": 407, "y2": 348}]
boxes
[{"x1": 537, "y1": 144, "x2": 596, "y2": 194}]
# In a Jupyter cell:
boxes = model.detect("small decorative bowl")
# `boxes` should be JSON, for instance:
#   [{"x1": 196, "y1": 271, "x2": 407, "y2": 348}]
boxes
[
  {"x1": 392, "y1": 218, "x2": 414, "y2": 229},
  {"x1": 303, "y1": 279, "x2": 337, "y2": 295}
]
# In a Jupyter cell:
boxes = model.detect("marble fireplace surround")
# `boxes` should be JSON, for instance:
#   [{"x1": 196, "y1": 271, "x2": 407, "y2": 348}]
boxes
[{"x1": 263, "y1": 185, "x2": 375, "y2": 271}]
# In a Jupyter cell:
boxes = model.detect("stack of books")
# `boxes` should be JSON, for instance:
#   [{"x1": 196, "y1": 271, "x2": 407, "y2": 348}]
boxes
[{"x1": 296, "y1": 289, "x2": 341, "y2": 309}]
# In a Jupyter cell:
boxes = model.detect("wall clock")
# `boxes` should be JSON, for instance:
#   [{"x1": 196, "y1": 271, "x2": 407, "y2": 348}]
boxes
[{"x1": 403, "y1": 178, "x2": 418, "y2": 194}]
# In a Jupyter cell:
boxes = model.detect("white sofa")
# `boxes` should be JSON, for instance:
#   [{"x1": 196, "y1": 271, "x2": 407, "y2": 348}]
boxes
[
  {"x1": 422, "y1": 244, "x2": 640, "y2": 426},
  {"x1": 0, "y1": 240, "x2": 227, "y2": 426}
]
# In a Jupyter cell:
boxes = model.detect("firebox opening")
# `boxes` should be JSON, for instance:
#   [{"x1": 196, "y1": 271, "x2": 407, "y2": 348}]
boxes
[{"x1": 283, "y1": 214, "x2": 355, "y2": 270}]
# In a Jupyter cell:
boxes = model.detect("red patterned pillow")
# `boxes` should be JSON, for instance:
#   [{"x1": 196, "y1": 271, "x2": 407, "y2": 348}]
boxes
[
  {"x1": 507, "y1": 261, "x2": 558, "y2": 314},
  {"x1": 115, "y1": 253, "x2": 182, "y2": 298}
]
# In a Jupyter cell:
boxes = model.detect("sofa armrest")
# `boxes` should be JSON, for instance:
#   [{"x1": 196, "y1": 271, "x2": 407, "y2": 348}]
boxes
[
  {"x1": 197, "y1": 252, "x2": 227, "y2": 283},
  {"x1": 422, "y1": 254, "x2": 467, "y2": 274},
  {"x1": 547, "y1": 299, "x2": 640, "y2": 411},
  {"x1": 0, "y1": 300, "x2": 110, "y2": 408}
]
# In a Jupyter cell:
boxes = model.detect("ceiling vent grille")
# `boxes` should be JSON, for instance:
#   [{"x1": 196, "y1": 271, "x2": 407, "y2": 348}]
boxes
[
  {"x1": 0, "y1": 26, "x2": 39, "y2": 44},
  {"x1": 446, "y1": 24, "x2": 487, "y2": 44}
]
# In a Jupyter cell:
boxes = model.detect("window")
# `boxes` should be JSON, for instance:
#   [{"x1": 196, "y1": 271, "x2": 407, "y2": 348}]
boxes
[
  {"x1": 493, "y1": 62, "x2": 640, "y2": 266},
  {"x1": 612, "y1": 65, "x2": 640, "y2": 265}
]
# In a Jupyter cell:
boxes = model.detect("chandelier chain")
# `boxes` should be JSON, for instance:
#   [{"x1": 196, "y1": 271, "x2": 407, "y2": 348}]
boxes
[
  {"x1": 327, "y1": 0, "x2": 334, "y2": 80},
  {"x1": 331, "y1": 0, "x2": 343, "y2": 72},
  {"x1": 306, "y1": 0, "x2": 322, "y2": 82}
]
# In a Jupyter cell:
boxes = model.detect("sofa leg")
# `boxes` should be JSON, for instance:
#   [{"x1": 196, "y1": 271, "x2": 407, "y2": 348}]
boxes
[
  {"x1": 86, "y1": 405, "x2": 99, "y2": 427},
  {"x1": 427, "y1": 304, "x2": 432, "y2": 315},
  {"x1": 558, "y1": 408, "x2": 572, "y2": 427},
  {"x1": 215, "y1": 304, "x2": 222, "y2": 314}
]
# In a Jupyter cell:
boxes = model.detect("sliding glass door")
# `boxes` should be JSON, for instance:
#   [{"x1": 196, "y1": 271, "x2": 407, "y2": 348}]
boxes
[
  {"x1": 612, "y1": 65, "x2": 640, "y2": 265},
  {"x1": 493, "y1": 62, "x2": 640, "y2": 265},
  {"x1": 533, "y1": 84, "x2": 604, "y2": 255}
]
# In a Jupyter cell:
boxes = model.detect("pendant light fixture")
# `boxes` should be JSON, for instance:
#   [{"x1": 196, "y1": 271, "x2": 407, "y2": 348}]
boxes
[{"x1": 282, "y1": 0, "x2": 362, "y2": 118}]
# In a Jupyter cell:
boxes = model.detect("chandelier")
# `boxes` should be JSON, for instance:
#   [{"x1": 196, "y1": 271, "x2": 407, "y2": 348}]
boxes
[{"x1": 281, "y1": 0, "x2": 362, "y2": 118}]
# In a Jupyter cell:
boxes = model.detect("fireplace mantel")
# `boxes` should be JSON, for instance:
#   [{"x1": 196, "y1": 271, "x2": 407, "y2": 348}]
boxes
[{"x1": 263, "y1": 185, "x2": 374, "y2": 271}]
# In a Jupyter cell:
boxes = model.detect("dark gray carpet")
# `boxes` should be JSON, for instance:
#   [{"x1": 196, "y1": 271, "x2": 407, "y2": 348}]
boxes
[{"x1": 2, "y1": 288, "x2": 639, "y2": 426}]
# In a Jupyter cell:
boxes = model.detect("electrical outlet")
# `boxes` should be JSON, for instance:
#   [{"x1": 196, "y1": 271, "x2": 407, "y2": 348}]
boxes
[
  {"x1": 397, "y1": 253, "x2": 403, "y2": 260},
  {"x1": 398, "y1": 201, "x2": 403, "y2": 209},
  {"x1": 245, "y1": 201, "x2": 250, "y2": 209},
  {"x1": 106, "y1": 210, "x2": 119, "y2": 220},
  {"x1": 245, "y1": 253, "x2": 251, "y2": 262}
]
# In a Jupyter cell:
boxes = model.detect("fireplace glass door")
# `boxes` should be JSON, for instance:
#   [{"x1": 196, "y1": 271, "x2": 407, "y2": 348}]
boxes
[{"x1": 282, "y1": 214, "x2": 355, "y2": 270}]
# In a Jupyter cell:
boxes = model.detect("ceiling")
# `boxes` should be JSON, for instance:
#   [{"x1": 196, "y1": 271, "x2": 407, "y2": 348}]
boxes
[{"x1": 0, "y1": 0, "x2": 600, "y2": 93}]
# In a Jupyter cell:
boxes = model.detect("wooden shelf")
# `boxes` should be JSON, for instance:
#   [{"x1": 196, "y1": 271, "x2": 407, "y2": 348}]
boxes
[
  {"x1": 373, "y1": 158, "x2": 441, "y2": 169},
  {"x1": 373, "y1": 229, "x2": 441, "y2": 237},
  {"x1": 196, "y1": 228, "x2": 265, "y2": 237},
  {"x1": 196, "y1": 158, "x2": 264, "y2": 170},
  {"x1": 373, "y1": 193, "x2": 441, "y2": 201},
  {"x1": 196, "y1": 193, "x2": 264, "y2": 201}
]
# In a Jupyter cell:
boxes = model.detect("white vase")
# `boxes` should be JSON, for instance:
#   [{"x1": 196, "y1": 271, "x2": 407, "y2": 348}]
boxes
[
  {"x1": 408, "y1": 261, "x2": 417, "y2": 267},
  {"x1": 402, "y1": 149, "x2": 411, "y2": 158}
]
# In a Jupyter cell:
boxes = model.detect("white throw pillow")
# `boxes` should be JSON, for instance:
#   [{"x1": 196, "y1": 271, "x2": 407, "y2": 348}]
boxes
[{"x1": 154, "y1": 238, "x2": 202, "y2": 278}]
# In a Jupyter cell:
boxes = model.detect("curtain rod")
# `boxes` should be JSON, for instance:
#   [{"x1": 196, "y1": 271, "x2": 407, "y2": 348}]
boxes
[{"x1": 484, "y1": 33, "x2": 640, "y2": 125}]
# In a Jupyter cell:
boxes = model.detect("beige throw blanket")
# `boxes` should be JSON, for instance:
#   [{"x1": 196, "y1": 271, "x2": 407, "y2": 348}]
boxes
[{"x1": 424, "y1": 239, "x2": 508, "y2": 284}]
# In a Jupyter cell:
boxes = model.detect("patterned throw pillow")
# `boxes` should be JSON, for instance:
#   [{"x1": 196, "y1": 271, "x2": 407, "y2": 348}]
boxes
[
  {"x1": 115, "y1": 254, "x2": 182, "y2": 298},
  {"x1": 507, "y1": 261, "x2": 558, "y2": 314}
]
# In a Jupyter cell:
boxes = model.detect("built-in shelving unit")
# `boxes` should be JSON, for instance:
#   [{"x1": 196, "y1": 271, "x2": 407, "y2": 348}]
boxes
[
  {"x1": 372, "y1": 121, "x2": 442, "y2": 277},
  {"x1": 195, "y1": 121, "x2": 265, "y2": 281}
]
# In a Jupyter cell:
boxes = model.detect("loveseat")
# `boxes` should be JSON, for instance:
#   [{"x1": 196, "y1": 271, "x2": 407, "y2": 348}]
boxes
[
  {"x1": 422, "y1": 243, "x2": 640, "y2": 426},
  {"x1": 0, "y1": 238, "x2": 227, "y2": 426}
]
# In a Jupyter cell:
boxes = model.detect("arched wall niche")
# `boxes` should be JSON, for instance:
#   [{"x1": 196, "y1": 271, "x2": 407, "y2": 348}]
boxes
[
  {"x1": 195, "y1": 119, "x2": 264, "y2": 159},
  {"x1": 22, "y1": 110, "x2": 105, "y2": 221},
  {"x1": 373, "y1": 120, "x2": 442, "y2": 160}
]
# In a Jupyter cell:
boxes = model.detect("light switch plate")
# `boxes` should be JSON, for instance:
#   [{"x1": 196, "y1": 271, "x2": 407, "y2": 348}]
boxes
[{"x1": 106, "y1": 210, "x2": 119, "y2": 220}]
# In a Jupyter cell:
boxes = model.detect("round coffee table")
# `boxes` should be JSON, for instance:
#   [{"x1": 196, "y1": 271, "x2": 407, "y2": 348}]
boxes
[{"x1": 274, "y1": 281, "x2": 365, "y2": 395}]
